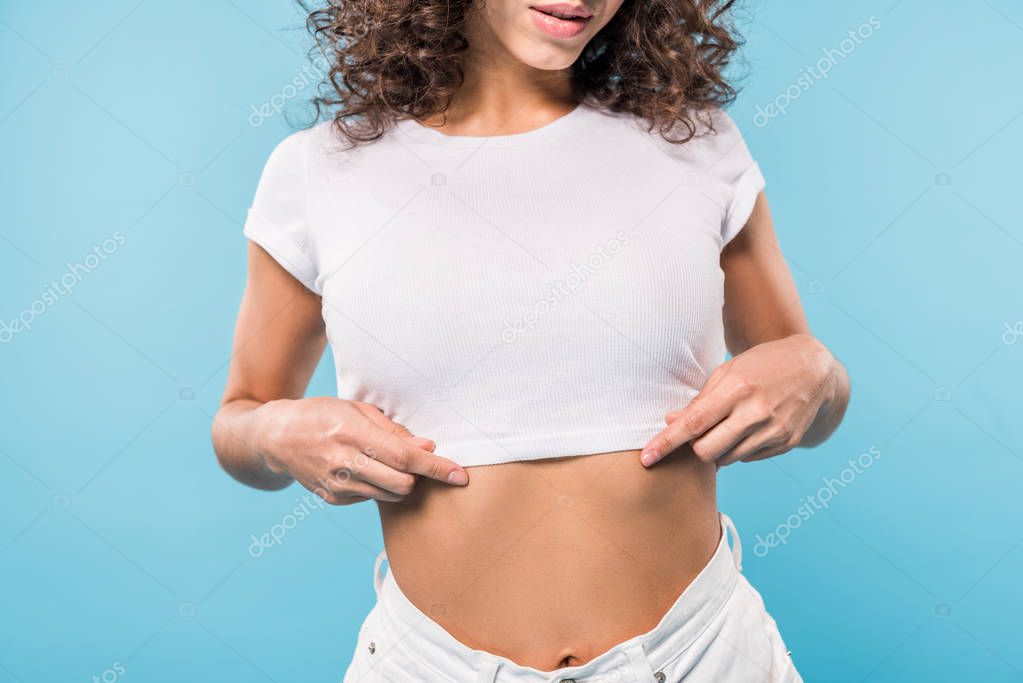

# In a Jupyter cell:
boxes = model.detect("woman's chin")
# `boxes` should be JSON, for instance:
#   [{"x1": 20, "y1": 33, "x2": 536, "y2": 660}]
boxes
[{"x1": 507, "y1": 39, "x2": 582, "y2": 72}]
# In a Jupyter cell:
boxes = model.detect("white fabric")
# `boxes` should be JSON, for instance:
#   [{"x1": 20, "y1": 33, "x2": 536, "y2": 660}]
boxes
[
  {"x1": 341, "y1": 513, "x2": 801, "y2": 683},
  {"x1": 243, "y1": 98, "x2": 766, "y2": 467}
]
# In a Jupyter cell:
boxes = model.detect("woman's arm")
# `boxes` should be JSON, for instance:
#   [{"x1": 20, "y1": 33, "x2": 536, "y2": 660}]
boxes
[
  {"x1": 721, "y1": 193, "x2": 810, "y2": 352},
  {"x1": 640, "y1": 193, "x2": 850, "y2": 467},
  {"x1": 212, "y1": 242, "x2": 327, "y2": 490},
  {"x1": 212, "y1": 243, "x2": 469, "y2": 502},
  {"x1": 719, "y1": 193, "x2": 850, "y2": 450}
]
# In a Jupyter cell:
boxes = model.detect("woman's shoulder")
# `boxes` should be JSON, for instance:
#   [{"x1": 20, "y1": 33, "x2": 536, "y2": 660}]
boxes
[
  {"x1": 270, "y1": 120, "x2": 353, "y2": 161},
  {"x1": 580, "y1": 100, "x2": 748, "y2": 163},
  {"x1": 618, "y1": 105, "x2": 758, "y2": 185},
  {"x1": 262, "y1": 119, "x2": 407, "y2": 186},
  {"x1": 255, "y1": 121, "x2": 332, "y2": 179},
  {"x1": 631, "y1": 105, "x2": 746, "y2": 154}
]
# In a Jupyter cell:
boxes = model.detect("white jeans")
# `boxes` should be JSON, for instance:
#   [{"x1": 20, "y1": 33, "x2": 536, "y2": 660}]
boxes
[{"x1": 342, "y1": 513, "x2": 802, "y2": 683}]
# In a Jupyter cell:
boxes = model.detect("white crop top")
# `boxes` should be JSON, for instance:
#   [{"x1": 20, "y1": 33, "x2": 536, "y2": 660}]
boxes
[{"x1": 243, "y1": 98, "x2": 765, "y2": 467}]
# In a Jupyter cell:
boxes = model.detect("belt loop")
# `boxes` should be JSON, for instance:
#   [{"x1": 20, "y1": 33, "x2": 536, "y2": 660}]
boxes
[
  {"x1": 373, "y1": 549, "x2": 387, "y2": 597},
  {"x1": 475, "y1": 656, "x2": 500, "y2": 683},
  {"x1": 624, "y1": 642, "x2": 658, "y2": 682},
  {"x1": 720, "y1": 513, "x2": 743, "y2": 572}
]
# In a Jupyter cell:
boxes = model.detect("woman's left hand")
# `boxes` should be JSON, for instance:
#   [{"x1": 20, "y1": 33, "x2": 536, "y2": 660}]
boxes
[{"x1": 640, "y1": 334, "x2": 841, "y2": 468}]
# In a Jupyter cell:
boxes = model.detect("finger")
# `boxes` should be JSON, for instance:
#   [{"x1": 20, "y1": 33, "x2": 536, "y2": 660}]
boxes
[
  {"x1": 738, "y1": 436, "x2": 794, "y2": 464},
  {"x1": 689, "y1": 415, "x2": 760, "y2": 464},
  {"x1": 343, "y1": 479, "x2": 406, "y2": 502},
  {"x1": 720, "y1": 430, "x2": 788, "y2": 467},
  {"x1": 641, "y1": 388, "x2": 734, "y2": 467},
  {"x1": 357, "y1": 404, "x2": 413, "y2": 438},
  {"x1": 347, "y1": 456, "x2": 418, "y2": 496},
  {"x1": 321, "y1": 492, "x2": 370, "y2": 505},
  {"x1": 316, "y1": 473, "x2": 406, "y2": 503},
  {"x1": 407, "y1": 436, "x2": 437, "y2": 451},
  {"x1": 354, "y1": 402, "x2": 436, "y2": 451},
  {"x1": 350, "y1": 422, "x2": 468, "y2": 485},
  {"x1": 306, "y1": 479, "x2": 378, "y2": 506},
  {"x1": 665, "y1": 362, "x2": 734, "y2": 424}
]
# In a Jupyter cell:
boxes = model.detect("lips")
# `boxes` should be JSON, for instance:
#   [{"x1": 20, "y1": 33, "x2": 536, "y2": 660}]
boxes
[
  {"x1": 530, "y1": 3, "x2": 593, "y2": 19},
  {"x1": 529, "y1": 3, "x2": 593, "y2": 38}
]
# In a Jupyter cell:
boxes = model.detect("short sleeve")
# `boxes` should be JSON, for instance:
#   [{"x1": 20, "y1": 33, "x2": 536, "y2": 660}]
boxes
[
  {"x1": 243, "y1": 130, "x2": 321, "y2": 294},
  {"x1": 703, "y1": 110, "x2": 766, "y2": 248}
]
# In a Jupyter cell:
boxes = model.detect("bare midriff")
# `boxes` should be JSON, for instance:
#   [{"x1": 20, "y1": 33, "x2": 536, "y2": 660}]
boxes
[{"x1": 377, "y1": 446, "x2": 720, "y2": 672}]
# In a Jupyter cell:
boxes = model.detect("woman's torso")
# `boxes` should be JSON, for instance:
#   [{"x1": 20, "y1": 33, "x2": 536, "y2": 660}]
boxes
[
  {"x1": 246, "y1": 101, "x2": 761, "y2": 670},
  {"x1": 299, "y1": 103, "x2": 752, "y2": 470},
  {"x1": 378, "y1": 446, "x2": 719, "y2": 671}
]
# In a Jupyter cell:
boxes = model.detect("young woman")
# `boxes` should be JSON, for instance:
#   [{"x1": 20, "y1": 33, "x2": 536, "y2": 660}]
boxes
[{"x1": 213, "y1": 0, "x2": 849, "y2": 680}]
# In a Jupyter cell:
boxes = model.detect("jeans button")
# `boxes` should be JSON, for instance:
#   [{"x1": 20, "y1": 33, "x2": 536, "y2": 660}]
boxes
[{"x1": 654, "y1": 673, "x2": 666, "y2": 682}]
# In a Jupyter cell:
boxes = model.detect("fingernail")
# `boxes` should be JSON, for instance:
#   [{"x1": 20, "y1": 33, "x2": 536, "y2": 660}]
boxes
[
  {"x1": 640, "y1": 449, "x2": 659, "y2": 467},
  {"x1": 447, "y1": 470, "x2": 468, "y2": 486}
]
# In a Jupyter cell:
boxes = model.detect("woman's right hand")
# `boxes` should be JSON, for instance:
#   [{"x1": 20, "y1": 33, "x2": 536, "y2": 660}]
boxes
[{"x1": 254, "y1": 397, "x2": 469, "y2": 505}]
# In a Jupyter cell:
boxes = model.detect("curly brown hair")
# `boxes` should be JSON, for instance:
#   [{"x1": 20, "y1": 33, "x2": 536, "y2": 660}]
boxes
[{"x1": 300, "y1": 0, "x2": 742, "y2": 146}]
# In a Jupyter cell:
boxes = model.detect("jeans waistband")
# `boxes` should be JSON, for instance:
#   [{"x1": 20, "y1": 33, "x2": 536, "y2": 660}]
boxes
[{"x1": 366, "y1": 512, "x2": 744, "y2": 683}]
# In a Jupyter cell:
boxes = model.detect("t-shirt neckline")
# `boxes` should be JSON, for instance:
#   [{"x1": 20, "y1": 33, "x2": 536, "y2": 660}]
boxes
[{"x1": 392, "y1": 96, "x2": 593, "y2": 149}]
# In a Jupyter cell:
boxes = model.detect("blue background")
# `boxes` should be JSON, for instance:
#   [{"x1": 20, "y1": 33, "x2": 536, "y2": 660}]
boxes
[{"x1": 2, "y1": 1, "x2": 1021, "y2": 681}]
